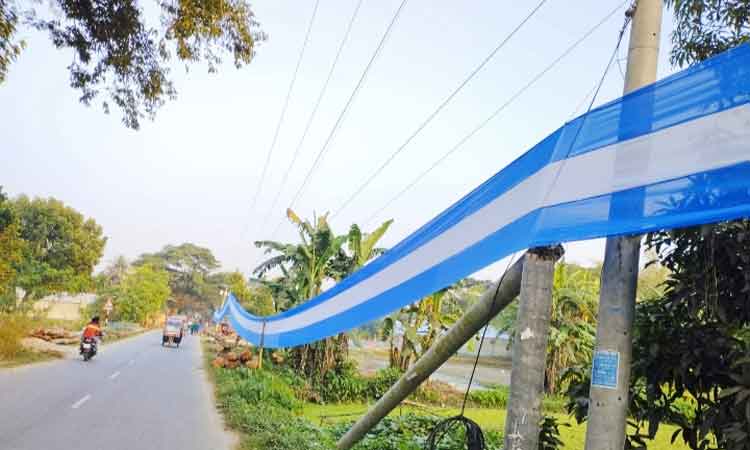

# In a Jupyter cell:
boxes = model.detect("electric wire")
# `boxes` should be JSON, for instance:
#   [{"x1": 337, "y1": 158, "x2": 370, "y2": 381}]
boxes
[
  {"x1": 329, "y1": 0, "x2": 550, "y2": 220},
  {"x1": 534, "y1": 2, "x2": 634, "y2": 220},
  {"x1": 427, "y1": 9, "x2": 635, "y2": 448},
  {"x1": 268, "y1": 0, "x2": 411, "y2": 240},
  {"x1": 425, "y1": 252, "x2": 518, "y2": 450},
  {"x1": 259, "y1": 0, "x2": 366, "y2": 235},
  {"x1": 241, "y1": 0, "x2": 321, "y2": 239},
  {"x1": 362, "y1": 0, "x2": 628, "y2": 227}
]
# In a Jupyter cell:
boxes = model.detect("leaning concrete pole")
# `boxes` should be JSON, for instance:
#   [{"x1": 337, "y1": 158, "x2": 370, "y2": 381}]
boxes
[
  {"x1": 585, "y1": 2, "x2": 662, "y2": 449},
  {"x1": 337, "y1": 255, "x2": 527, "y2": 450},
  {"x1": 504, "y1": 247, "x2": 563, "y2": 450}
]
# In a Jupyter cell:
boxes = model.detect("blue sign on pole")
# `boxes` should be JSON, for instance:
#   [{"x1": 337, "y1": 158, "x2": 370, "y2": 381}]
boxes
[{"x1": 591, "y1": 350, "x2": 619, "y2": 389}]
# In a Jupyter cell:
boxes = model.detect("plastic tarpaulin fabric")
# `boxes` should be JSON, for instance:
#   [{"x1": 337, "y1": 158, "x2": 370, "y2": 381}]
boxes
[{"x1": 215, "y1": 44, "x2": 750, "y2": 348}]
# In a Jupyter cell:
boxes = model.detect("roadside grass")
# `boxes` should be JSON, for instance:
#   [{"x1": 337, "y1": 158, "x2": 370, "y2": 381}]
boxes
[
  {"x1": 0, "y1": 348, "x2": 62, "y2": 368},
  {"x1": 0, "y1": 311, "x2": 144, "y2": 369},
  {"x1": 203, "y1": 340, "x2": 689, "y2": 450},
  {"x1": 202, "y1": 340, "x2": 334, "y2": 450},
  {"x1": 0, "y1": 312, "x2": 64, "y2": 368},
  {"x1": 304, "y1": 402, "x2": 689, "y2": 450}
]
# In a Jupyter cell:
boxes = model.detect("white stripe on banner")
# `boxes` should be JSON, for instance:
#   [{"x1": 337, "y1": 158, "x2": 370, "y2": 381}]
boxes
[{"x1": 216, "y1": 44, "x2": 750, "y2": 347}]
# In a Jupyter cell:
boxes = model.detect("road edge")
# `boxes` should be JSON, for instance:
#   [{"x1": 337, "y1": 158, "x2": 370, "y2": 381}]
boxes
[{"x1": 199, "y1": 337, "x2": 241, "y2": 450}]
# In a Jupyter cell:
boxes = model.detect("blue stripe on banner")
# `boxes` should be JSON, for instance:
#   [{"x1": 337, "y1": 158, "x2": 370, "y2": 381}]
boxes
[
  {"x1": 222, "y1": 162, "x2": 750, "y2": 348},
  {"x1": 214, "y1": 44, "x2": 750, "y2": 348}
]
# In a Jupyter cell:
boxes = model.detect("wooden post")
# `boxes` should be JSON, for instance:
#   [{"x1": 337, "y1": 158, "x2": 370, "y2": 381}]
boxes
[
  {"x1": 258, "y1": 320, "x2": 266, "y2": 369},
  {"x1": 504, "y1": 246, "x2": 563, "y2": 450}
]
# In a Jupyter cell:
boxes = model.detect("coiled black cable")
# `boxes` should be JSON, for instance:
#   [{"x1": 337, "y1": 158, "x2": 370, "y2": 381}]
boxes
[
  {"x1": 424, "y1": 253, "x2": 518, "y2": 450},
  {"x1": 426, "y1": 415, "x2": 486, "y2": 450}
]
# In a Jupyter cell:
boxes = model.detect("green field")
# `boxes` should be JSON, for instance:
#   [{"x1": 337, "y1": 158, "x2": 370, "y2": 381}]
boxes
[{"x1": 304, "y1": 402, "x2": 689, "y2": 450}]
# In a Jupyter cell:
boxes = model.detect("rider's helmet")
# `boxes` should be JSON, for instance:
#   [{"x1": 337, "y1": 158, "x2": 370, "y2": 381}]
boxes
[{"x1": 91, "y1": 316, "x2": 100, "y2": 324}]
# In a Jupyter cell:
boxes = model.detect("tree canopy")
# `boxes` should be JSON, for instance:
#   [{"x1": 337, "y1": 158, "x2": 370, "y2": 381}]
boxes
[
  {"x1": 135, "y1": 242, "x2": 218, "y2": 294},
  {"x1": 114, "y1": 263, "x2": 170, "y2": 325},
  {"x1": 0, "y1": 0, "x2": 265, "y2": 129},
  {"x1": 225, "y1": 271, "x2": 274, "y2": 316},
  {"x1": 563, "y1": 4, "x2": 750, "y2": 449},
  {"x1": 666, "y1": 0, "x2": 750, "y2": 67},
  {"x1": 0, "y1": 188, "x2": 23, "y2": 309},
  {"x1": 11, "y1": 194, "x2": 106, "y2": 300},
  {"x1": 135, "y1": 242, "x2": 220, "y2": 314}
]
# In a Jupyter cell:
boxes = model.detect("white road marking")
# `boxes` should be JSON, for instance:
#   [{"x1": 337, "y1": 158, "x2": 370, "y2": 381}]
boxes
[
  {"x1": 71, "y1": 394, "x2": 91, "y2": 409},
  {"x1": 109, "y1": 371, "x2": 120, "y2": 380}
]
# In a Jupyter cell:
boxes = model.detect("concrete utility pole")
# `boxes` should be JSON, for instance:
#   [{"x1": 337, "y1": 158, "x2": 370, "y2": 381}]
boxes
[
  {"x1": 337, "y1": 256, "x2": 527, "y2": 450},
  {"x1": 585, "y1": 1, "x2": 662, "y2": 449},
  {"x1": 504, "y1": 246, "x2": 563, "y2": 450}
]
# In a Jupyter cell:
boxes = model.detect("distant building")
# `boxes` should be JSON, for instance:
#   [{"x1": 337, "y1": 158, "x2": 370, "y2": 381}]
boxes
[{"x1": 33, "y1": 293, "x2": 97, "y2": 321}]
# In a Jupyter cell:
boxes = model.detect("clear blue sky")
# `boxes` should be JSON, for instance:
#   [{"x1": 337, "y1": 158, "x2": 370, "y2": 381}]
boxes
[{"x1": 0, "y1": 0, "x2": 676, "y2": 279}]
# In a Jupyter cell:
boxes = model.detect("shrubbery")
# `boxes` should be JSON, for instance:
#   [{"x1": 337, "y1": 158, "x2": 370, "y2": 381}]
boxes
[
  {"x1": 208, "y1": 347, "x2": 567, "y2": 450},
  {"x1": 0, "y1": 312, "x2": 32, "y2": 359},
  {"x1": 468, "y1": 385, "x2": 510, "y2": 408},
  {"x1": 213, "y1": 366, "x2": 333, "y2": 450},
  {"x1": 216, "y1": 367, "x2": 302, "y2": 412},
  {"x1": 468, "y1": 384, "x2": 566, "y2": 413},
  {"x1": 328, "y1": 413, "x2": 504, "y2": 450},
  {"x1": 316, "y1": 363, "x2": 404, "y2": 403}
]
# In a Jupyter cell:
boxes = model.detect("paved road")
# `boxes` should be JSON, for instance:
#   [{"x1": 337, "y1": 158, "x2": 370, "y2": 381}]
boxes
[{"x1": 0, "y1": 331, "x2": 235, "y2": 450}]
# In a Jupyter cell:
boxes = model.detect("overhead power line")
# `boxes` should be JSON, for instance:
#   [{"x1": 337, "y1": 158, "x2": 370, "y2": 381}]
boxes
[
  {"x1": 532, "y1": 2, "x2": 633, "y2": 237},
  {"x1": 362, "y1": 0, "x2": 628, "y2": 227},
  {"x1": 329, "y1": 0, "x2": 550, "y2": 219},
  {"x1": 259, "y1": 0, "x2": 366, "y2": 236},
  {"x1": 242, "y1": 0, "x2": 321, "y2": 239},
  {"x1": 268, "y1": 0, "x2": 411, "y2": 240}
]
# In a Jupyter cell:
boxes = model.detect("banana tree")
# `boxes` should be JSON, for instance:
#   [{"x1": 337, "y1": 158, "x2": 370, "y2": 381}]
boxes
[
  {"x1": 255, "y1": 209, "x2": 347, "y2": 301},
  {"x1": 381, "y1": 288, "x2": 460, "y2": 371},
  {"x1": 328, "y1": 220, "x2": 393, "y2": 280},
  {"x1": 253, "y1": 209, "x2": 360, "y2": 379},
  {"x1": 545, "y1": 262, "x2": 599, "y2": 393}
]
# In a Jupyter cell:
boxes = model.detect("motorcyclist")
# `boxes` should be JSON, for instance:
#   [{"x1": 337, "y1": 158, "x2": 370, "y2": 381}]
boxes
[{"x1": 80, "y1": 316, "x2": 103, "y2": 353}]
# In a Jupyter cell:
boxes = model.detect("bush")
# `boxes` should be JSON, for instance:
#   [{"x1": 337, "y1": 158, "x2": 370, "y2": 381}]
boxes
[
  {"x1": 211, "y1": 363, "x2": 333, "y2": 450},
  {"x1": 468, "y1": 385, "x2": 510, "y2": 408},
  {"x1": 228, "y1": 403, "x2": 333, "y2": 450},
  {"x1": 216, "y1": 367, "x2": 302, "y2": 412},
  {"x1": 315, "y1": 364, "x2": 404, "y2": 404},
  {"x1": 468, "y1": 385, "x2": 566, "y2": 413},
  {"x1": 542, "y1": 395, "x2": 567, "y2": 414},
  {"x1": 327, "y1": 413, "x2": 503, "y2": 450},
  {"x1": 538, "y1": 415, "x2": 568, "y2": 450},
  {"x1": 365, "y1": 367, "x2": 403, "y2": 399},
  {"x1": 0, "y1": 312, "x2": 33, "y2": 359},
  {"x1": 318, "y1": 360, "x2": 368, "y2": 403}
]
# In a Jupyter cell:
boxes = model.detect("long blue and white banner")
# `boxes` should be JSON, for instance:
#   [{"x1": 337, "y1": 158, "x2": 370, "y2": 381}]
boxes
[{"x1": 216, "y1": 44, "x2": 750, "y2": 348}]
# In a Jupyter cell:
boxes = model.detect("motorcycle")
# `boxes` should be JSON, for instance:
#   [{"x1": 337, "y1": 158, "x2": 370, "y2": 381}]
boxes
[{"x1": 80, "y1": 337, "x2": 98, "y2": 361}]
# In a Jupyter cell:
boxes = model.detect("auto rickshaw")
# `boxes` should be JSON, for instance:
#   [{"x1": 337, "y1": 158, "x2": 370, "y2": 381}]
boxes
[{"x1": 162, "y1": 316, "x2": 185, "y2": 347}]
